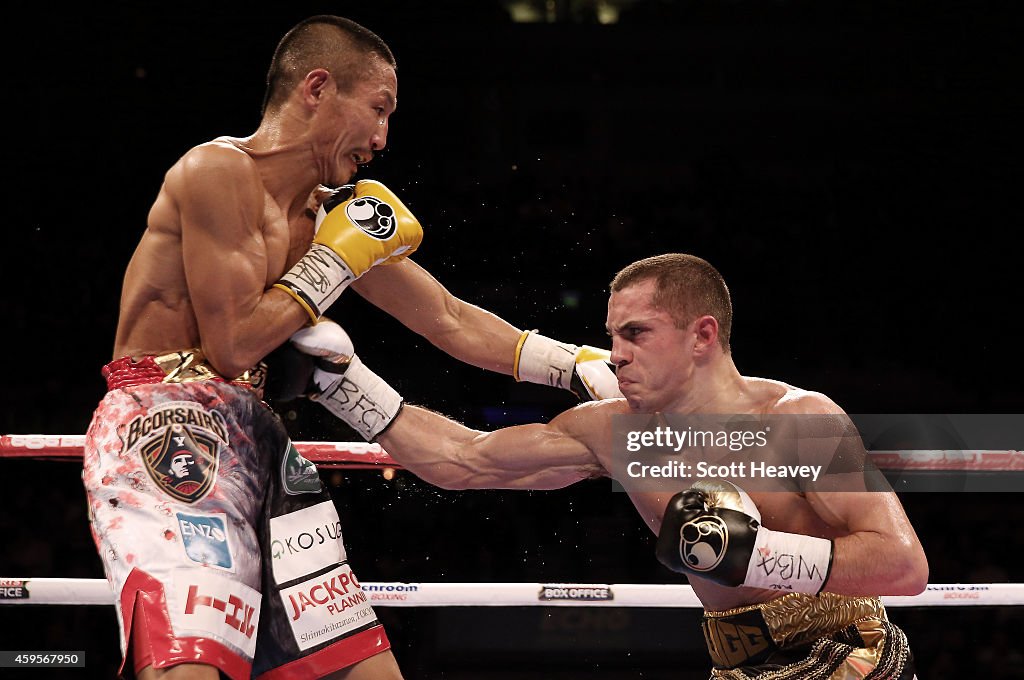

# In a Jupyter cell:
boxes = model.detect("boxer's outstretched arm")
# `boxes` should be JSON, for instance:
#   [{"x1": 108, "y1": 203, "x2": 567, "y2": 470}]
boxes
[
  {"x1": 378, "y1": 402, "x2": 608, "y2": 491},
  {"x1": 353, "y1": 259, "x2": 522, "y2": 375},
  {"x1": 295, "y1": 319, "x2": 611, "y2": 488},
  {"x1": 354, "y1": 259, "x2": 622, "y2": 400}
]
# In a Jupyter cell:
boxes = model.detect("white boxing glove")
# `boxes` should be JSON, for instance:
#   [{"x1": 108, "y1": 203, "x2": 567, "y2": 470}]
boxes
[
  {"x1": 514, "y1": 330, "x2": 622, "y2": 401},
  {"x1": 289, "y1": 319, "x2": 404, "y2": 441},
  {"x1": 288, "y1": 318, "x2": 355, "y2": 392}
]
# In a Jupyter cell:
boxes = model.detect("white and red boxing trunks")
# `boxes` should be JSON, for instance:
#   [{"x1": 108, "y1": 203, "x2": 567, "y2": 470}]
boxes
[{"x1": 83, "y1": 353, "x2": 389, "y2": 679}]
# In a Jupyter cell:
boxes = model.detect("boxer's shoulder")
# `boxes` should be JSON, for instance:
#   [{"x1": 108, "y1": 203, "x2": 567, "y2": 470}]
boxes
[
  {"x1": 563, "y1": 396, "x2": 629, "y2": 421},
  {"x1": 551, "y1": 397, "x2": 628, "y2": 452},
  {"x1": 168, "y1": 136, "x2": 250, "y2": 168},
  {"x1": 772, "y1": 388, "x2": 843, "y2": 416},
  {"x1": 742, "y1": 376, "x2": 842, "y2": 416}
]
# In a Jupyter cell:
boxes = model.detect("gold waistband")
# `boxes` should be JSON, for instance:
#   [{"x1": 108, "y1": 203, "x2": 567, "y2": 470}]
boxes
[
  {"x1": 155, "y1": 349, "x2": 266, "y2": 390},
  {"x1": 702, "y1": 592, "x2": 886, "y2": 669}
]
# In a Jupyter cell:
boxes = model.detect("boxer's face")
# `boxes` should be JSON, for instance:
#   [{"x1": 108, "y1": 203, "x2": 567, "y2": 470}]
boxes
[
  {"x1": 317, "y1": 59, "x2": 397, "y2": 185},
  {"x1": 607, "y1": 278, "x2": 694, "y2": 411}
]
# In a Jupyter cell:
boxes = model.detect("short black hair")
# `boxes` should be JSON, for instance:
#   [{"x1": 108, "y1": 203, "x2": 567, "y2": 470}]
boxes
[
  {"x1": 262, "y1": 15, "x2": 395, "y2": 115},
  {"x1": 611, "y1": 253, "x2": 733, "y2": 351}
]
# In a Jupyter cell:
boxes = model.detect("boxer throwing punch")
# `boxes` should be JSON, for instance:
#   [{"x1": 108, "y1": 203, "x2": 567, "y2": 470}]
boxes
[
  {"x1": 83, "y1": 14, "x2": 617, "y2": 680},
  {"x1": 296, "y1": 253, "x2": 929, "y2": 679}
]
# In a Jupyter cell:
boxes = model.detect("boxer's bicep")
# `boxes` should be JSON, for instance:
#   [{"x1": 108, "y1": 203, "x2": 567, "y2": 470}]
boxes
[
  {"x1": 805, "y1": 488, "x2": 928, "y2": 595},
  {"x1": 175, "y1": 147, "x2": 303, "y2": 376},
  {"x1": 469, "y1": 419, "x2": 605, "y2": 490},
  {"x1": 382, "y1": 404, "x2": 603, "y2": 491},
  {"x1": 806, "y1": 489, "x2": 916, "y2": 542}
]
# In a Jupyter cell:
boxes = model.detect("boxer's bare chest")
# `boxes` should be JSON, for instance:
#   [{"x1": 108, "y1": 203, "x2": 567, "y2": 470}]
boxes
[{"x1": 260, "y1": 200, "x2": 315, "y2": 286}]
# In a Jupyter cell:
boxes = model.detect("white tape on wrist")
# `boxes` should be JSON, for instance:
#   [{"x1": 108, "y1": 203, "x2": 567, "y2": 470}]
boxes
[
  {"x1": 311, "y1": 355, "x2": 403, "y2": 441},
  {"x1": 515, "y1": 331, "x2": 577, "y2": 390},
  {"x1": 275, "y1": 244, "x2": 357, "y2": 322},
  {"x1": 743, "y1": 526, "x2": 834, "y2": 594}
]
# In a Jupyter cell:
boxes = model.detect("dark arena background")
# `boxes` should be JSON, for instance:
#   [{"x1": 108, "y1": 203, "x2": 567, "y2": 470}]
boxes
[{"x1": 3, "y1": 0, "x2": 1022, "y2": 677}]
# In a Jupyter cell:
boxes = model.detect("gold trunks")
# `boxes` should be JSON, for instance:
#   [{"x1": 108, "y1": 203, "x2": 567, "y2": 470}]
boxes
[{"x1": 702, "y1": 592, "x2": 911, "y2": 678}]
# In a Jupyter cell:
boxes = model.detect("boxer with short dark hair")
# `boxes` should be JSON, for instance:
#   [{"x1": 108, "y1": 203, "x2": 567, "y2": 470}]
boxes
[
  {"x1": 84, "y1": 14, "x2": 618, "y2": 680},
  {"x1": 300, "y1": 253, "x2": 929, "y2": 679}
]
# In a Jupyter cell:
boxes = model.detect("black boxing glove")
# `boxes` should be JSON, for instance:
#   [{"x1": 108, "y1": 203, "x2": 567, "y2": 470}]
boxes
[
  {"x1": 262, "y1": 343, "x2": 316, "y2": 402},
  {"x1": 656, "y1": 480, "x2": 833, "y2": 594}
]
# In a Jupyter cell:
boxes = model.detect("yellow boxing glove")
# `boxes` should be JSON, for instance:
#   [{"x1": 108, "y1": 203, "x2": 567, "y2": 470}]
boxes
[{"x1": 275, "y1": 180, "x2": 424, "y2": 323}]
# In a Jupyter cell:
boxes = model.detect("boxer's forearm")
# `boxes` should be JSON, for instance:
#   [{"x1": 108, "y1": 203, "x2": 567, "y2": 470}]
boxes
[
  {"x1": 190, "y1": 266, "x2": 313, "y2": 379},
  {"x1": 826, "y1": 529, "x2": 929, "y2": 597},
  {"x1": 377, "y1": 405, "x2": 487, "y2": 488},
  {"x1": 422, "y1": 302, "x2": 521, "y2": 375},
  {"x1": 291, "y1": 316, "x2": 605, "y2": 489},
  {"x1": 354, "y1": 260, "x2": 522, "y2": 375}
]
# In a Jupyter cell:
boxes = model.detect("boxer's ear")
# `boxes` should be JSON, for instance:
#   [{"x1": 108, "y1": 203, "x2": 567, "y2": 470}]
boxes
[{"x1": 692, "y1": 315, "x2": 720, "y2": 356}]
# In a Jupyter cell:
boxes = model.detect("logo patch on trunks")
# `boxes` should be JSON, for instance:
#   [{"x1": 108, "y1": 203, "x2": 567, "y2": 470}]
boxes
[
  {"x1": 279, "y1": 562, "x2": 377, "y2": 650},
  {"x1": 170, "y1": 568, "x2": 260, "y2": 658},
  {"x1": 142, "y1": 424, "x2": 219, "y2": 503},
  {"x1": 282, "y1": 441, "x2": 322, "y2": 495},
  {"x1": 702, "y1": 608, "x2": 776, "y2": 668},
  {"x1": 269, "y1": 501, "x2": 346, "y2": 584},
  {"x1": 177, "y1": 511, "x2": 234, "y2": 571}
]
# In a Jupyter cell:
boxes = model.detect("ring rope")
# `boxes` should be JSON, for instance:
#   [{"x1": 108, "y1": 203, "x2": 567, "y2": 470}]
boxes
[
  {"x1": 4, "y1": 436, "x2": 1019, "y2": 607},
  {"x1": 3, "y1": 435, "x2": 1022, "y2": 471},
  {"x1": 0, "y1": 579, "x2": 1019, "y2": 608}
]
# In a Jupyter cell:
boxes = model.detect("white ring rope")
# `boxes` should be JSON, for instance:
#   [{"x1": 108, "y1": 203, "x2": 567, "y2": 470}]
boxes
[{"x1": 1, "y1": 578, "x2": 1020, "y2": 608}]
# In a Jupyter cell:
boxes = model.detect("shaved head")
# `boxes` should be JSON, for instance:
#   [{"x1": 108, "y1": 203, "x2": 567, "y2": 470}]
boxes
[
  {"x1": 611, "y1": 253, "x2": 733, "y2": 351},
  {"x1": 262, "y1": 15, "x2": 396, "y2": 115}
]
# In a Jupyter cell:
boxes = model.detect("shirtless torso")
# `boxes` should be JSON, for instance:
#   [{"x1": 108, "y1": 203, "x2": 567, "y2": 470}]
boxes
[
  {"x1": 114, "y1": 137, "x2": 316, "y2": 370},
  {"x1": 567, "y1": 377, "x2": 846, "y2": 611}
]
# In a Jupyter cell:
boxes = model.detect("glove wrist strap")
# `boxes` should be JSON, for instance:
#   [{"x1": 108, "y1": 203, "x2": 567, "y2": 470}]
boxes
[
  {"x1": 275, "y1": 244, "x2": 357, "y2": 323},
  {"x1": 312, "y1": 355, "x2": 404, "y2": 442},
  {"x1": 742, "y1": 526, "x2": 834, "y2": 594},
  {"x1": 514, "y1": 331, "x2": 576, "y2": 390}
]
